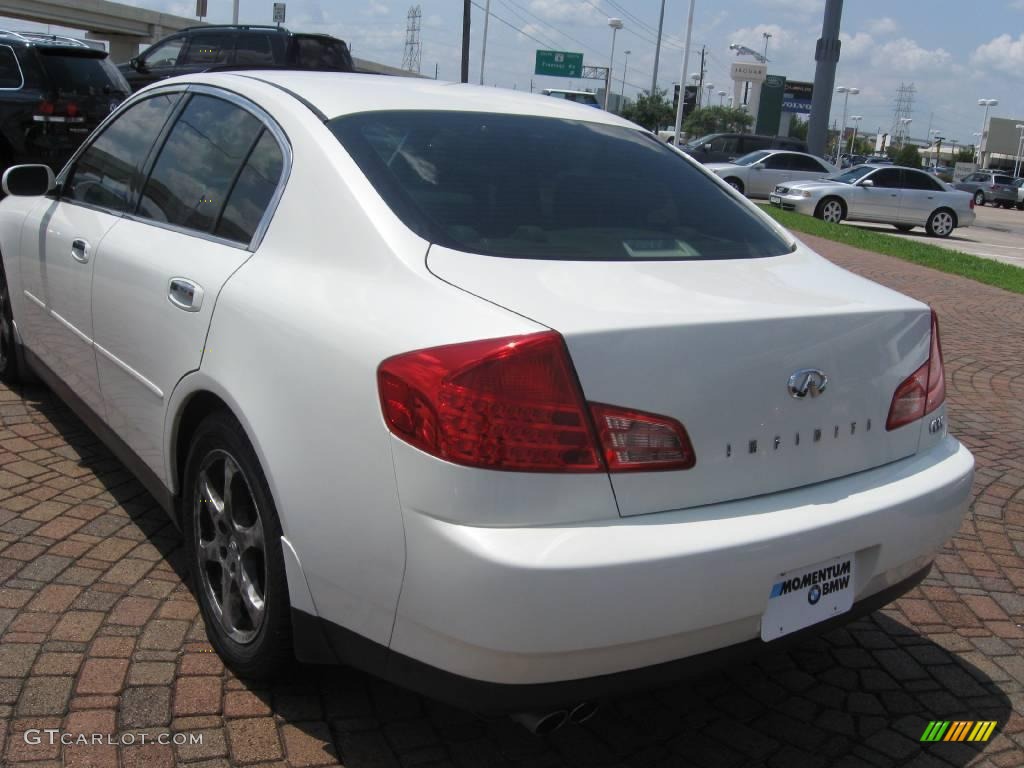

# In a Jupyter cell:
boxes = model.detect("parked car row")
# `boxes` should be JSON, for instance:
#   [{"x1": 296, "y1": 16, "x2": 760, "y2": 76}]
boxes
[
  {"x1": 953, "y1": 170, "x2": 1021, "y2": 209},
  {"x1": 0, "y1": 25, "x2": 351, "y2": 177},
  {"x1": 770, "y1": 164, "x2": 976, "y2": 238}
]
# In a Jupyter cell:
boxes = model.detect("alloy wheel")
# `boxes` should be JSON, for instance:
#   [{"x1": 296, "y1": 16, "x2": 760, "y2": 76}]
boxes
[
  {"x1": 973, "y1": 191, "x2": 984, "y2": 206},
  {"x1": 930, "y1": 211, "x2": 954, "y2": 237},
  {"x1": 194, "y1": 449, "x2": 268, "y2": 644},
  {"x1": 822, "y1": 200, "x2": 843, "y2": 223}
]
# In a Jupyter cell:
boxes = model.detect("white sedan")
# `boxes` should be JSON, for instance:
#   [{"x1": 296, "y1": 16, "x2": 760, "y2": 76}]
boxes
[
  {"x1": 0, "y1": 72, "x2": 973, "y2": 731},
  {"x1": 707, "y1": 150, "x2": 836, "y2": 198},
  {"x1": 770, "y1": 164, "x2": 976, "y2": 237}
]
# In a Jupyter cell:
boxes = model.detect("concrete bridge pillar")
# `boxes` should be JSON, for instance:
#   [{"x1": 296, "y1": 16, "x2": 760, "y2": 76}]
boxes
[{"x1": 85, "y1": 32, "x2": 143, "y2": 64}]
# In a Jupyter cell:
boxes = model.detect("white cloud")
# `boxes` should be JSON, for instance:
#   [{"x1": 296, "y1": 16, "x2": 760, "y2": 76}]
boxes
[
  {"x1": 867, "y1": 17, "x2": 898, "y2": 35},
  {"x1": 971, "y1": 33, "x2": 1024, "y2": 77},
  {"x1": 751, "y1": 0, "x2": 823, "y2": 16},
  {"x1": 365, "y1": 2, "x2": 390, "y2": 17},
  {"x1": 872, "y1": 38, "x2": 952, "y2": 72},
  {"x1": 840, "y1": 32, "x2": 874, "y2": 59},
  {"x1": 526, "y1": 0, "x2": 602, "y2": 25}
]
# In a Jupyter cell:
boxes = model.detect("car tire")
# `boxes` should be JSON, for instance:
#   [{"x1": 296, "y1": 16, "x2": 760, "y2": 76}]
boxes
[
  {"x1": 815, "y1": 197, "x2": 845, "y2": 224},
  {"x1": 973, "y1": 191, "x2": 985, "y2": 206},
  {"x1": 183, "y1": 410, "x2": 293, "y2": 680},
  {"x1": 724, "y1": 177, "x2": 744, "y2": 194},
  {"x1": 0, "y1": 268, "x2": 23, "y2": 385},
  {"x1": 894, "y1": 224, "x2": 914, "y2": 232},
  {"x1": 1016, "y1": 202, "x2": 1024, "y2": 211},
  {"x1": 925, "y1": 208, "x2": 956, "y2": 238}
]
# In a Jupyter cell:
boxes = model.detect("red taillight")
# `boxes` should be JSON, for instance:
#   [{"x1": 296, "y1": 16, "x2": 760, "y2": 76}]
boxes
[
  {"x1": 969, "y1": 198, "x2": 975, "y2": 210},
  {"x1": 886, "y1": 310, "x2": 945, "y2": 431},
  {"x1": 589, "y1": 403, "x2": 696, "y2": 471},
  {"x1": 36, "y1": 99, "x2": 55, "y2": 115},
  {"x1": 378, "y1": 332, "x2": 696, "y2": 473},
  {"x1": 64, "y1": 101, "x2": 79, "y2": 117}
]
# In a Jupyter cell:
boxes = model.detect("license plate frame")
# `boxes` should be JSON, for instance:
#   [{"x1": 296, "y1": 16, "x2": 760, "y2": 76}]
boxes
[
  {"x1": 769, "y1": 194, "x2": 782, "y2": 205},
  {"x1": 761, "y1": 554, "x2": 855, "y2": 641}
]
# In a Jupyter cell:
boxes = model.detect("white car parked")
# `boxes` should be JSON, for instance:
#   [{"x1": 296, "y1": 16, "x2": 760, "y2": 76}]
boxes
[
  {"x1": 770, "y1": 164, "x2": 976, "y2": 237},
  {"x1": 707, "y1": 150, "x2": 836, "y2": 198},
  {"x1": 0, "y1": 72, "x2": 973, "y2": 730}
]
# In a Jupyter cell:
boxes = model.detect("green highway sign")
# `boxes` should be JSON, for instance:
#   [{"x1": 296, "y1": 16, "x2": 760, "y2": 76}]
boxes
[{"x1": 535, "y1": 50, "x2": 583, "y2": 78}]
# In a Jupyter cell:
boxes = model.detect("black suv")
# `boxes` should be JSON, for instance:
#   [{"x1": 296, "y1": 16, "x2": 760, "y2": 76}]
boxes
[
  {"x1": 680, "y1": 133, "x2": 808, "y2": 164},
  {"x1": 0, "y1": 31, "x2": 130, "y2": 173},
  {"x1": 119, "y1": 25, "x2": 353, "y2": 92}
]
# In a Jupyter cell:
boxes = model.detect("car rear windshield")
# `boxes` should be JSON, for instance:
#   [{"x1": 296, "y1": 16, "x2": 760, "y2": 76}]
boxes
[
  {"x1": 328, "y1": 111, "x2": 793, "y2": 261},
  {"x1": 39, "y1": 50, "x2": 129, "y2": 95}
]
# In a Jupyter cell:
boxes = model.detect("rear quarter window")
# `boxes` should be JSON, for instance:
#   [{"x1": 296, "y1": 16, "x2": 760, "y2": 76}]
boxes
[
  {"x1": 330, "y1": 110, "x2": 793, "y2": 261},
  {"x1": 0, "y1": 45, "x2": 22, "y2": 88}
]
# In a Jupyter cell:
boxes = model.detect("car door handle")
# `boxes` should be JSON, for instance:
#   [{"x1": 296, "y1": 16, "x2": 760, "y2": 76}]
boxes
[
  {"x1": 71, "y1": 238, "x2": 89, "y2": 263},
  {"x1": 168, "y1": 278, "x2": 204, "y2": 312}
]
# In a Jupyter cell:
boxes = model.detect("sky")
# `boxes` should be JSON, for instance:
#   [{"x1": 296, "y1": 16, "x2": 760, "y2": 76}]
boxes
[{"x1": 7, "y1": 0, "x2": 1024, "y2": 145}]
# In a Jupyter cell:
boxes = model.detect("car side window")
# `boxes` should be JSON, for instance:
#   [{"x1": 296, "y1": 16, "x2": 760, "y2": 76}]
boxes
[
  {"x1": 235, "y1": 32, "x2": 285, "y2": 65},
  {"x1": 740, "y1": 137, "x2": 770, "y2": 154},
  {"x1": 137, "y1": 94, "x2": 265, "y2": 235},
  {"x1": 903, "y1": 171, "x2": 943, "y2": 191},
  {"x1": 790, "y1": 155, "x2": 827, "y2": 172},
  {"x1": 761, "y1": 153, "x2": 791, "y2": 170},
  {"x1": 710, "y1": 136, "x2": 739, "y2": 154},
  {"x1": 0, "y1": 45, "x2": 22, "y2": 88},
  {"x1": 141, "y1": 38, "x2": 185, "y2": 69},
  {"x1": 213, "y1": 130, "x2": 285, "y2": 243},
  {"x1": 869, "y1": 169, "x2": 902, "y2": 188},
  {"x1": 181, "y1": 31, "x2": 235, "y2": 67},
  {"x1": 64, "y1": 93, "x2": 182, "y2": 212}
]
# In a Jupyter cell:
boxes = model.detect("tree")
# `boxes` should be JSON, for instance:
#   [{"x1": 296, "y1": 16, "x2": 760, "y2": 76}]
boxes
[
  {"x1": 620, "y1": 88, "x2": 675, "y2": 132},
  {"x1": 789, "y1": 118, "x2": 808, "y2": 141},
  {"x1": 894, "y1": 144, "x2": 922, "y2": 168},
  {"x1": 682, "y1": 106, "x2": 753, "y2": 136},
  {"x1": 955, "y1": 146, "x2": 976, "y2": 163}
]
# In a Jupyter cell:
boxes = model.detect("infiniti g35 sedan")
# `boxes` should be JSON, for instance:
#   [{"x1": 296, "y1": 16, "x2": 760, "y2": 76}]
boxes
[
  {"x1": 771, "y1": 164, "x2": 976, "y2": 237},
  {"x1": 0, "y1": 73, "x2": 974, "y2": 727}
]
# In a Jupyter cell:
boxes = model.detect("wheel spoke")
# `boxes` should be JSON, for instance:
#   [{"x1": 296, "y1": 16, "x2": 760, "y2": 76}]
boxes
[
  {"x1": 223, "y1": 455, "x2": 237, "y2": 516},
  {"x1": 199, "y1": 470, "x2": 226, "y2": 522},
  {"x1": 197, "y1": 536, "x2": 221, "y2": 565},
  {"x1": 218, "y1": 563, "x2": 237, "y2": 633},
  {"x1": 236, "y1": 565, "x2": 265, "y2": 626}
]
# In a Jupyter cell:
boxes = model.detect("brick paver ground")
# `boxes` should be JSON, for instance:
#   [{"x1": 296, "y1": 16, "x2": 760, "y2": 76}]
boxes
[{"x1": 1, "y1": 235, "x2": 1023, "y2": 768}]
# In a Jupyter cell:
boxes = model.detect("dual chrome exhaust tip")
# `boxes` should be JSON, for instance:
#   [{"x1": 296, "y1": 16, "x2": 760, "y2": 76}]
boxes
[{"x1": 511, "y1": 701, "x2": 600, "y2": 735}]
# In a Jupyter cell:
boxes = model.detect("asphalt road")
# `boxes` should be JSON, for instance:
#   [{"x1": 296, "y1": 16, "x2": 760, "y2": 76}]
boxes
[{"x1": 843, "y1": 203, "x2": 1024, "y2": 268}]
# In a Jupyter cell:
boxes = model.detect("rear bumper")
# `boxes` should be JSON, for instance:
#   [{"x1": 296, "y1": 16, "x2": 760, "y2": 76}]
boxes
[{"x1": 385, "y1": 437, "x2": 972, "y2": 700}]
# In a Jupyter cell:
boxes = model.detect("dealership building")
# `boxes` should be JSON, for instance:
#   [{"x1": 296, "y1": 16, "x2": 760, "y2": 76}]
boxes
[{"x1": 979, "y1": 116, "x2": 1024, "y2": 171}]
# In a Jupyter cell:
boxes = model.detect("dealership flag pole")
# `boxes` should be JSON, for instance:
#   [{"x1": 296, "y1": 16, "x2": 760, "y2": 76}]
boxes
[
  {"x1": 478, "y1": 0, "x2": 491, "y2": 85},
  {"x1": 651, "y1": 0, "x2": 666, "y2": 95},
  {"x1": 673, "y1": 0, "x2": 696, "y2": 145}
]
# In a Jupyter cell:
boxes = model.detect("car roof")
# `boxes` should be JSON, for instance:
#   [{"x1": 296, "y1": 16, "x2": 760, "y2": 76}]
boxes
[
  {"x1": 0, "y1": 29, "x2": 104, "y2": 52},
  {"x1": 189, "y1": 71, "x2": 639, "y2": 126}
]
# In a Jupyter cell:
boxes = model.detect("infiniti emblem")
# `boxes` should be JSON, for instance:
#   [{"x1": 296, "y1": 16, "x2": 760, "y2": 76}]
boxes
[{"x1": 788, "y1": 368, "x2": 828, "y2": 399}]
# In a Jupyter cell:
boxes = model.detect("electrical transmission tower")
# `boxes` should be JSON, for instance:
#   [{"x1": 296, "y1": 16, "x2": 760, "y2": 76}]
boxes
[
  {"x1": 890, "y1": 82, "x2": 915, "y2": 142},
  {"x1": 402, "y1": 5, "x2": 422, "y2": 74}
]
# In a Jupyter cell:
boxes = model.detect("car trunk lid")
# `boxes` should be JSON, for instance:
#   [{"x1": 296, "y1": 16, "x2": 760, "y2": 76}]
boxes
[{"x1": 427, "y1": 242, "x2": 931, "y2": 516}]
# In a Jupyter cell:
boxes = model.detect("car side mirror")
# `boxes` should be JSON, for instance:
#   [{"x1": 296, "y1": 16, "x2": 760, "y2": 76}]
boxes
[
  {"x1": 752, "y1": 163, "x2": 765, "y2": 170},
  {"x1": 130, "y1": 57, "x2": 146, "y2": 72},
  {"x1": 702, "y1": 143, "x2": 712, "y2": 151},
  {"x1": 2, "y1": 165, "x2": 56, "y2": 197},
  {"x1": 859, "y1": 179, "x2": 874, "y2": 188}
]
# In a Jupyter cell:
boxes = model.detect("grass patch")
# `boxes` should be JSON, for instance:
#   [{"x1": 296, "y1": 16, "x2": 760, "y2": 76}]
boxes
[{"x1": 762, "y1": 205, "x2": 1024, "y2": 295}]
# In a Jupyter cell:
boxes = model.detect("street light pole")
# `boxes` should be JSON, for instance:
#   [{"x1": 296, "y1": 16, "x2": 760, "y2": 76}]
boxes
[
  {"x1": 478, "y1": 0, "x2": 491, "y2": 85},
  {"x1": 718, "y1": 89, "x2": 726, "y2": 106},
  {"x1": 1014, "y1": 124, "x2": 1024, "y2": 177},
  {"x1": 849, "y1": 115, "x2": 862, "y2": 154},
  {"x1": 620, "y1": 50, "x2": 631, "y2": 103},
  {"x1": 651, "y1": 0, "x2": 666, "y2": 95},
  {"x1": 762, "y1": 32, "x2": 772, "y2": 61},
  {"x1": 672, "y1": 0, "x2": 696, "y2": 146},
  {"x1": 834, "y1": 86, "x2": 858, "y2": 166},
  {"x1": 605, "y1": 18, "x2": 623, "y2": 111},
  {"x1": 976, "y1": 98, "x2": 998, "y2": 166},
  {"x1": 232, "y1": 0, "x2": 238, "y2": 24}
]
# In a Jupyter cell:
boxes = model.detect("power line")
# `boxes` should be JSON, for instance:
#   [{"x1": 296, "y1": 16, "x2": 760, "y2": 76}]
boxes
[{"x1": 469, "y1": 0, "x2": 560, "y2": 50}]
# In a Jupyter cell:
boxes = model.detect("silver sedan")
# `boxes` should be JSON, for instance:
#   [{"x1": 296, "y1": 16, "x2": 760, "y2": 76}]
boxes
[{"x1": 770, "y1": 165, "x2": 976, "y2": 238}]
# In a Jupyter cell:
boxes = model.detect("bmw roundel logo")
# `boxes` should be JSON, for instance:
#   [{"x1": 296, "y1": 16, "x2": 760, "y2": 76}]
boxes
[{"x1": 807, "y1": 585, "x2": 822, "y2": 605}]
